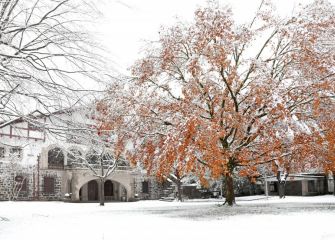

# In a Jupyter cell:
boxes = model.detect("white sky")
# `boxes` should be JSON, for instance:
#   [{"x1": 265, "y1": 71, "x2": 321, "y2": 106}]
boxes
[{"x1": 94, "y1": 0, "x2": 332, "y2": 74}]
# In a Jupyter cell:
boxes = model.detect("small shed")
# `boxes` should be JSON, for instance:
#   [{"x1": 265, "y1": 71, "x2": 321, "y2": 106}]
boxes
[
  {"x1": 264, "y1": 173, "x2": 327, "y2": 196},
  {"x1": 181, "y1": 183, "x2": 202, "y2": 199}
]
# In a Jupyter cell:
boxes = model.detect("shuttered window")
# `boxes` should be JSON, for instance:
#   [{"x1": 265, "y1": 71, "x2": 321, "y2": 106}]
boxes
[
  {"x1": 44, "y1": 177, "x2": 55, "y2": 193},
  {"x1": 15, "y1": 176, "x2": 27, "y2": 192},
  {"x1": 9, "y1": 147, "x2": 22, "y2": 158}
]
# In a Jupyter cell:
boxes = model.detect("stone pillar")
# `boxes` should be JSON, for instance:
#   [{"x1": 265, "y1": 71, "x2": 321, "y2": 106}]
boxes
[
  {"x1": 126, "y1": 184, "x2": 132, "y2": 201},
  {"x1": 71, "y1": 177, "x2": 80, "y2": 201},
  {"x1": 118, "y1": 183, "x2": 122, "y2": 200},
  {"x1": 81, "y1": 183, "x2": 88, "y2": 201},
  {"x1": 97, "y1": 179, "x2": 102, "y2": 202},
  {"x1": 113, "y1": 182, "x2": 117, "y2": 200}
]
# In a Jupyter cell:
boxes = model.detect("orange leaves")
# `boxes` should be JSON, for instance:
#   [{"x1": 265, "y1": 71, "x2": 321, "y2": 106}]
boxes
[
  {"x1": 238, "y1": 167, "x2": 259, "y2": 182},
  {"x1": 199, "y1": 175, "x2": 209, "y2": 189},
  {"x1": 160, "y1": 47, "x2": 176, "y2": 71},
  {"x1": 143, "y1": 140, "x2": 156, "y2": 165},
  {"x1": 126, "y1": 0, "x2": 335, "y2": 190},
  {"x1": 317, "y1": 117, "x2": 335, "y2": 172},
  {"x1": 194, "y1": 4, "x2": 233, "y2": 41},
  {"x1": 185, "y1": 155, "x2": 197, "y2": 173},
  {"x1": 312, "y1": 98, "x2": 321, "y2": 116},
  {"x1": 188, "y1": 59, "x2": 201, "y2": 78},
  {"x1": 96, "y1": 101, "x2": 108, "y2": 115},
  {"x1": 132, "y1": 59, "x2": 155, "y2": 84}
]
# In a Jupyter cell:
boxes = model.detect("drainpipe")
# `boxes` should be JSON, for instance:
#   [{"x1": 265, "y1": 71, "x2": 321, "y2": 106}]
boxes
[
  {"x1": 33, "y1": 172, "x2": 35, "y2": 200},
  {"x1": 37, "y1": 155, "x2": 40, "y2": 200}
]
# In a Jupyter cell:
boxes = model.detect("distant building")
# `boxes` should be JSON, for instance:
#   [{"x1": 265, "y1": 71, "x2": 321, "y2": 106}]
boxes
[
  {"x1": 0, "y1": 109, "x2": 163, "y2": 202},
  {"x1": 264, "y1": 173, "x2": 328, "y2": 196}
]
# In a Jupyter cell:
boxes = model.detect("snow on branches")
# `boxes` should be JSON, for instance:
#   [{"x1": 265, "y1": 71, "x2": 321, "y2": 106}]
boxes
[{"x1": 101, "y1": 0, "x2": 335, "y2": 205}]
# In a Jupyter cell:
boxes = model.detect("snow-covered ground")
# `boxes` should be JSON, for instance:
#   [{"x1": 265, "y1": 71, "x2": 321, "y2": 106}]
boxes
[{"x1": 1, "y1": 195, "x2": 335, "y2": 240}]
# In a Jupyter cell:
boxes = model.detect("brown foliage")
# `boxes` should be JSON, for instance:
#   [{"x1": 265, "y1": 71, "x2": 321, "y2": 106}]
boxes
[{"x1": 103, "y1": 1, "x2": 335, "y2": 204}]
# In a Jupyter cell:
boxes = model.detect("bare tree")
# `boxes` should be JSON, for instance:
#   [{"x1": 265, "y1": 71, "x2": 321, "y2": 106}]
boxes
[
  {"x1": 0, "y1": 0, "x2": 114, "y2": 201},
  {"x1": 0, "y1": 0, "x2": 106, "y2": 124}
]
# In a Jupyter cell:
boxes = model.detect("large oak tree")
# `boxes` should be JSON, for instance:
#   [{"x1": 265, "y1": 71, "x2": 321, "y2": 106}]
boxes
[{"x1": 102, "y1": 0, "x2": 335, "y2": 205}]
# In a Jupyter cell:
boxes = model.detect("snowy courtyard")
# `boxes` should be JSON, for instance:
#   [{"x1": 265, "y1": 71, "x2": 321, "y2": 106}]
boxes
[{"x1": 1, "y1": 195, "x2": 335, "y2": 240}]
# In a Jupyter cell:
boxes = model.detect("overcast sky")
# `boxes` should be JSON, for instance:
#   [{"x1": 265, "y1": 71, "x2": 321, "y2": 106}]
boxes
[{"x1": 95, "y1": 0, "x2": 331, "y2": 74}]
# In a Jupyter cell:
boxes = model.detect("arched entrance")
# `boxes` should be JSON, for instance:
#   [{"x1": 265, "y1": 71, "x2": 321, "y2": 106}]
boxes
[
  {"x1": 104, "y1": 180, "x2": 114, "y2": 201},
  {"x1": 87, "y1": 180, "x2": 98, "y2": 201},
  {"x1": 77, "y1": 178, "x2": 131, "y2": 202}
]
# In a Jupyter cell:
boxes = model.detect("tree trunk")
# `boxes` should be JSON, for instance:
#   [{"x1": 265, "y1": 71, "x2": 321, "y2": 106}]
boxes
[
  {"x1": 333, "y1": 172, "x2": 335, "y2": 196},
  {"x1": 278, "y1": 182, "x2": 286, "y2": 198},
  {"x1": 225, "y1": 173, "x2": 235, "y2": 206},
  {"x1": 99, "y1": 178, "x2": 105, "y2": 206},
  {"x1": 176, "y1": 181, "x2": 183, "y2": 202},
  {"x1": 276, "y1": 170, "x2": 288, "y2": 199}
]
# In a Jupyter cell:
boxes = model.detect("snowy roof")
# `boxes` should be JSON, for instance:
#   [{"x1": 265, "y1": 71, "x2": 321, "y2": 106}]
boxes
[
  {"x1": 0, "y1": 107, "x2": 86, "y2": 129},
  {"x1": 0, "y1": 110, "x2": 45, "y2": 128},
  {"x1": 264, "y1": 173, "x2": 325, "y2": 182}
]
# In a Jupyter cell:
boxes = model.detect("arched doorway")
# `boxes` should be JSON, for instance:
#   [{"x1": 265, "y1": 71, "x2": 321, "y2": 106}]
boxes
[
  {"x1": 104, "y1": 180, "x2": 114, "y2": 201},
  {"x1": 87, "y1": 180, "x2": 98, "y2": 201},
  {"x1": 77, "y1": 178, "x2": 131, "y2": 202}
]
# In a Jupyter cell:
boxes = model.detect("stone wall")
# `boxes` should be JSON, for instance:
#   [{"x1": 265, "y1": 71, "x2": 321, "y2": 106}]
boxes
[
  {"x1": 0, "y1": 162, "x2": 35, "y2": 201},
  {"x1": 0, "y1": 163, "x2": 65, "y2": 201},
  {"x1": 0, "y1": 159, "x2": 164, "y2": 201},
  {"x1": 134, "y1": 176, "x2": 165, "y2": 200}
]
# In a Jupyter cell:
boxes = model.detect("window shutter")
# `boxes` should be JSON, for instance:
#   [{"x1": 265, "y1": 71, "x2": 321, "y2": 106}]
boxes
[
  {"x1": 15, "y1": 176, "x2": 27, "y2": 192},
  {"x1": 142, "y1": 181, "x2": 149, "y2": 194},
  {"x1": 44, "y1": 177, "x2": 55, "y2": 193}
]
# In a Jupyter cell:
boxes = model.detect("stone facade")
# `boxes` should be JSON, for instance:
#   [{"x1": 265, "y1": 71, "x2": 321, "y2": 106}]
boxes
[
  {"x1": 0, "y1": 151, "x2": 165, "y2": 202},
  {"x1": 0, "y1": 146, "x2": 165, "y2": 202},
  {"x1": 134, "y1": 176, "x2": 167, "y2": 200},
  {"x1": 0, "y1": 110, "x2": 165, "y2": 202}
]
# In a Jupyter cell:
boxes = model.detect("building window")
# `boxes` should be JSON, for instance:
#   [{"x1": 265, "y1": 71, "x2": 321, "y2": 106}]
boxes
[
  {"x1": 48, "y1": 148, "x2": 64, "y2": 169},
  {"x1": 102, "y1": 152, "x2": 115, "y2": 166},
  {"x1": 15, "y1": 176, "x2": 27, "y2": 192},
  {"x1": 269, "y1": 183, "x2": 275, "y2": 192},
  {"x1": 142, "y1": 181, "x2": 149, "y2": 194},
  {"x1": 86, "y1": 150, "x2": 99, "y2": 165},
  {"x1": 0, "y1": 147, "x2": 5, "y2": 158},
  {"x1": 44, "y1": 177, "x2": 55, "y2": 193},
  {"x1": 67, "y1": 149, "x2": 82, "y2": 166},
  {"x1": 9, "y1": 147, "x2": 22, "y2": 158}
]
